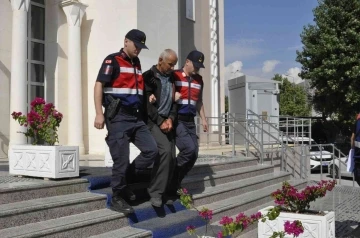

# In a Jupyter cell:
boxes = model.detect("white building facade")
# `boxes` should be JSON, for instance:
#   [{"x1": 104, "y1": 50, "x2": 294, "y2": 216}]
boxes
[{"x1": 0, "y1": 0, "x2": 225, "y2": 159}]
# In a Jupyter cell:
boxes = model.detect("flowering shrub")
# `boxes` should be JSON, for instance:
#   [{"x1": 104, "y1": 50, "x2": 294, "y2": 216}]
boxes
[
  {"x1": 271, "y1": 180, "x2": 336, "y2": 213},
  {"x1": 180, "y1": 179, "x2": 337, "y2": 238},
  {"x1": 12, "y1": 97, "x2": 63, "y2": 145},
  {"x1": 179, "y1": 188, "x2": 303, "y2": 238}
]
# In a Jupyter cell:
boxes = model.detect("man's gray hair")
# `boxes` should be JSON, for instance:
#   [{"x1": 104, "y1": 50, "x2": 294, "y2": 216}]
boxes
[{"x1": 159, "y1": 49, "x2": 177, "y2": 60}]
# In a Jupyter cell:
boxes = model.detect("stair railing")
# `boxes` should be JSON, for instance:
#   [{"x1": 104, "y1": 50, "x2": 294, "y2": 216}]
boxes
[{"x1": 246, "y1": 109, "x2": 307, "y2": 179}]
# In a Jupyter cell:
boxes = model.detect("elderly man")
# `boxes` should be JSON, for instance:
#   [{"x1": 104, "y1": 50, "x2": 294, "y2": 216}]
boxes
[{"x1": 143, "y1": 49, "x2": 178, "y2": 207}]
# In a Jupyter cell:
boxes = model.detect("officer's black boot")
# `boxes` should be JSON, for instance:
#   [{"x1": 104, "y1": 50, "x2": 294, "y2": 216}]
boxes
[
  {"x1": 110, "y1": 191, "x2": 135, "y2": 215},
  {"x1": 124, "y1": 187, "x2": 136, "y2": 201}
]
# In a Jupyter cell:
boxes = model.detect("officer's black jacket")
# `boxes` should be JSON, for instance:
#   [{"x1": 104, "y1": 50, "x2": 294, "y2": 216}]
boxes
[{"x1": 142, "y1": 66, "x2": 177, "y2": 127}]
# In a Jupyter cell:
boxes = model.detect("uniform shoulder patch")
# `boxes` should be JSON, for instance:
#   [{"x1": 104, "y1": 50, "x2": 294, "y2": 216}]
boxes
[{"x1": 105, "y1": 59, "x2": 112, "y2": 64}]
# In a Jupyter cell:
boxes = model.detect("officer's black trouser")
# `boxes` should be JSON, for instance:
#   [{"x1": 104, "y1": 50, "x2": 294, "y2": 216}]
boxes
[
  {"x1": 105, "y1": 112, "x2": 158, "y2": 195},
  {"x1": 147, "y1": 123, "x2": 176, "y2": 198},
  {"x1": 168, "y1": 120, "x2": 198, "y2": 193},
  {"x1": 354, "y1": 162, "x2": 360, "y2": 186}
]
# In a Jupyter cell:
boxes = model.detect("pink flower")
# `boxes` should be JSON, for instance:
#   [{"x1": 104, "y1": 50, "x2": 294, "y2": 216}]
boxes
[
  {"x1": 30, "y1": 97, "x2": 45, "y2": 108},
  {"x1": 217, "y1": 231, "x2": 223, "y2": 238},
  {"x1": 219, "y1": 216, "x2": 233, "y2": 225},
  {"x1": 44, "y1": 103, "x2": 54, "y2": 115},
  {"x1": 182, "y1": 188, "x2": 188, "y2": 194},
  {"x1": 199, "y1": 208, "x2": 213, "y2": 221},
  {"x1": 186, "y1": 225, "x2": 196, "y2": 235},
  {"x1": 250, "y1": 212, "x2": 262, "y2": 220},
  {"x1": 284, "y1": 220, "x2": 304, "y2": 237},
  {"x1": 186, "y1": 225, "x2": 195, "y2": 231},
  {"x1": 11, "y1": 97, "x2": 63, "y2": 145}
]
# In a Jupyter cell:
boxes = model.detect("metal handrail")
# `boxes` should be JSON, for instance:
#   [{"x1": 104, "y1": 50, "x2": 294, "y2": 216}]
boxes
[
  {"x1": 246, "y1": 109, "x2": 307, "y2": 178},
  {"x1": 195, "y1": 110, "x2": 354, "y2": 183}
]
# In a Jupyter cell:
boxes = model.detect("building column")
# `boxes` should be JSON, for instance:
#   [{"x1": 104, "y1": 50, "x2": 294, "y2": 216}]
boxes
[
  {"x1": 9, "y1": 0, "x2": 30, "y2": 146},
  {"x1": 209, "y1": 0, "x2": 220, "y2": 131},
  {"x1": 60, "y1": 0, "x2": 87, "y2": 154}
]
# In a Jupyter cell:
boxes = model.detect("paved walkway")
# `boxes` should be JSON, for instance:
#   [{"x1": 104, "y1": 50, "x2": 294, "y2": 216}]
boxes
[{"x1": 309, "y1": 182, "x2": 360, "y2": 238}]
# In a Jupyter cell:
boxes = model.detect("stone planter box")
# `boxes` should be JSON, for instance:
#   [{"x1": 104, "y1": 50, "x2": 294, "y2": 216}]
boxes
[
  {"x1": 9, "y1": 145, "x2": 79, "y2": 179},
  {"x1": 258, "y1": 206, "x2": 335, "y2": 238}
]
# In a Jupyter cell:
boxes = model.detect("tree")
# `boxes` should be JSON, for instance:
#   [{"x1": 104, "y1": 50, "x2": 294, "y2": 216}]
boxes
[
  {"x1": 272, "y1": 74, "x2": 311, "y2": 117},
  {"x1": 296, "y1": 0, "x2": 360, "y2": 121}
]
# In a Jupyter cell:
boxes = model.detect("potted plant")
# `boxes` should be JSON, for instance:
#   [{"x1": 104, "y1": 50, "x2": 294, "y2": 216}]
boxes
[
  {"x1": 258, "y1": 180, "x2": 336, "y2": 238},
  {"x1": 9, "y1": 97, "x2": 79, "y2": 179},
  {"x1": 180, "y1": 179, "x2": 336, "y2": 238}
]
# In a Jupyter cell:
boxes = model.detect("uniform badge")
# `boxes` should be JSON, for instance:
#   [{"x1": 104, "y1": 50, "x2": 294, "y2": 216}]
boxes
[
  {"x1": 199, "y1": 56, "x2": 203, "y2": 62},
  {"x1": 103, "y1": 65, "x2": 113, "y2": 75}
]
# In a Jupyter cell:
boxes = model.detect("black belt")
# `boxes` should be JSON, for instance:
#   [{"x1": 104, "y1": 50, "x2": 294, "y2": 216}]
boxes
[
  {"x1": 178, "y1": 114, "x2": 195, "y2": 122},
  {"x1": 118, "y1": 106, "x2": 142, "y2": 116}
]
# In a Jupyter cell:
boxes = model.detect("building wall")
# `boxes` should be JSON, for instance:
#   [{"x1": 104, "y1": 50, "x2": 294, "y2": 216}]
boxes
[
  {"x1": 179, "y1": 0, "x2": 211, "y2": 124},
  {"x1": 179, "y1": 0, "x2": 224, "y2": 143},
  {"x1": 1, "y1": 0, "x2": 225, "y2": 157},
  {"x1": 218, "y1": 0, "x2": 225, "y2": 115},
  {"x1": 50, "y1": 0, "x2": 69, "y2": 147},
  {"x1": 79, "y1": 0, "x2": 138, "y2": 154},
  {"x1": 137, "y1": 0, "x2": 179, "y2": 71},
  {"x1": 0, "y1": 1, "x2": 12, "y2": 159}
]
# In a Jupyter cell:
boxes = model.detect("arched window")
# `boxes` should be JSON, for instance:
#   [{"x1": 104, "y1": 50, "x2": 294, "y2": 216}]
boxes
[{"x1": 27, "y1": 0, "x2": 45, "y2": 108}]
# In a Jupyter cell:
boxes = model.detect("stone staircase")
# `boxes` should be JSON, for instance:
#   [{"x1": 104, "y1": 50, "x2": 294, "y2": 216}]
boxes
[{"x1": 0, "y1": 155, "x2": 307, "y2": 238}]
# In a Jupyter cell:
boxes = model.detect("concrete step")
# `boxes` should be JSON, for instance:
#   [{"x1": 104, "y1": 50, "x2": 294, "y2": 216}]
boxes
[
  {"x1": 0, "y1": 192, "x2": 107, "y2": 229},
  {"x1": 0, "y1": 178, "x2": 89, "y2": 205},
  {"x1": 190, "y1": 171, "x2": 292, "y2": 207},
  {"x1": 202, "y1": 179, "x2": 307, "y2": 223},
  {"x1": 130, "y1": 209, "x2": 205, "y2": 237},
  {"x1": 0, "y1": 209, "x2": 128, "y2": 238},
  {"x1": 0, "y1": 158, "x2": 8, "y2": 165},
  {"x1": 183, "y1": 164, "x2": 274, "y2": 190},
  {"x1": 118, "y1": 163, "x2": 272, "y2": 196},
  {"x1": 89, "y1": 226, "x2": 152, "y2": 238},
  {"x1": 189, "y1": 156, "x2": 258, "y2": 176}
]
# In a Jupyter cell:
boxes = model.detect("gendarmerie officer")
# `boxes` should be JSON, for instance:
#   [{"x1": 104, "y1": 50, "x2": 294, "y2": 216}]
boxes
[
  {"x1": 168, "y1": 50, "x2": 208, "y2": 199},
  {"x1": 94, "y1": 29, "x2": 158, "y2": 214}
]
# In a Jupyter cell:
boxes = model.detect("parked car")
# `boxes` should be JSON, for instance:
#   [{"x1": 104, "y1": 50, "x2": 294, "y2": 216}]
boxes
[
  {"x1": 328, "y1": 156, "x2": 353, "y2": 179},
  {"x1": 283, "y1": 136, "x2": 333, "y2": 171}
]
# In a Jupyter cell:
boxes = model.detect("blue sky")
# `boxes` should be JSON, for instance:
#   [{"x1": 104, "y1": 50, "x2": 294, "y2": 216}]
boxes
[{"x1": 224, "y1": 0, "x2": 319, "y2": 82}]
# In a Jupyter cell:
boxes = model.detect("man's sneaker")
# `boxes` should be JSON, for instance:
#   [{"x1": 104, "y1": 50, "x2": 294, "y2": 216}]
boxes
[
  {"x1": 124, "y1": 187, "x2": 136, "y2": 201},
  {"x1": 150, "y1": 197, "x2": 162, "y2": 207},
  {"x1": 109, "y1": 195, "x2": 134, "y2": 215}
]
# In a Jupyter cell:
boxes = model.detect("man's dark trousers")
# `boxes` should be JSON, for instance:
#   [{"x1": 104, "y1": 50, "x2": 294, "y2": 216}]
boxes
[
  {"x1": 147, "y1": 123, "x2": 176, "y2": 198},
  {"x1": 105, "y1": 112, "x2": 158, "y2": 195}
]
